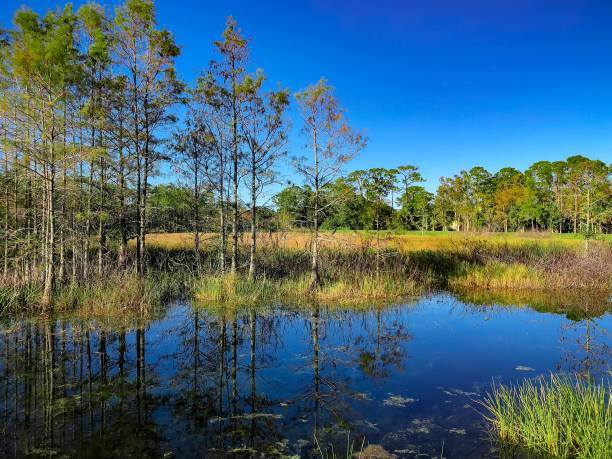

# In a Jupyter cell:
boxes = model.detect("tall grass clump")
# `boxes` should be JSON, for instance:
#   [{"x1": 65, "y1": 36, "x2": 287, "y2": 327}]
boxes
[
  {"x1": 193, "y1": 274, "x2": 292, "y2": 305},
  {"x1": 449, "y1": 261, "x2": 545, "y2": 289},
  {"x1": 52, "y1": 271, "x2": 188, "y2": 315},
  {"x1": 193, "y1": 272, "x2": 425, "y2": 308},
  {"x1": 482, "y1": 374, "x2": 611, "y2": 458},
  {"x1": 0, "y1": 284, "x2": 41, "y2": 314}
]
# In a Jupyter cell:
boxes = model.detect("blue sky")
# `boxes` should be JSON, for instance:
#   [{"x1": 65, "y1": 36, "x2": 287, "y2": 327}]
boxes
[{"x1": 3, "y1": 0, "x2": 612, "y2": 191}]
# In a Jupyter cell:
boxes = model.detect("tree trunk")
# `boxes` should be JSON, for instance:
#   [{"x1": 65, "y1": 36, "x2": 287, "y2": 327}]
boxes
[
  {"x1": 573, "y1": 193, "x2": 578, "y2": 233},
  {"x1": 138, "y1": 152, "x2": 148, "y2": 277},
  {"x1": 311, "y1": 127, "x2": 320, "y2": 289},
  {"x1": 12, "y1": 109, "x2": 19, "y2": 283},
  {"x1": 97, "y1": 154, "x2": 106, "y2": 277},
  {"x1": 84, "y1": 157, "x2": 94, "y2": 279},
  {"x1": 586, "y1": 189, "x2": 591, "y2": 233},
  {"x1": 132, "y1": 60, "x2": 143, "y2": 276},
  {"x1": 3, "y1": 126, "x2": 9, "y2": 279},
  {"x1": 231, "y1": 90, "x2": 239, "y2": 274},
  {"x1": 42, "y1": 148, "x2": 55, "y2": 309},
  {"x1": 248, "y1": 151, "x2": 256, "y2": 280},
  {"x1": 218, "y1": 160, "x2": 226, "y2": 273},
  {"x1": 25, "y1": 150, "x2": 32, "y2": 284},
  {"x1": 138, "y1": 90, "x2": 151, "y2": 278},
  {"x1": 117, "y1": 125, "x2": 128, "y2": 269},
  {"x1": 193, "y1": 159, "x2": 201, "y2": 273},
  {"x1": 58, "y1": 106, "x2": 67, "y2": 283}
]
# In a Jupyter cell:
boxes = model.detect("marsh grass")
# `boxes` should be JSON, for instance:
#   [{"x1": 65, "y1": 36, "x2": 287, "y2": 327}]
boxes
[
  {"x1": 143, "y1": 230, "x2": 606, "y2": 253},
  {"x1": 0, "y1": 270, "x2": 188, "y2": 317},
  {"x1": 53, "y1": 271, "x2": 186, "y2": 314},
  {"x1": 146, "y1": 231, "x2": 612, "y2": 293},
  {"x1": 193, "y1": 274, "x2": 293, "y2": 305},
  {"x1": 3, "y1": 231, "x2": 610, "y2": 314},
  {"x1": 449, "y1": 262, "x2": 545, "y2": 289},
  {"x1": 448, "y1": 240, "x2": 611, "y2": 291},
  {"x1": 193, "y1": 272, "x2": 424, "y2": 307},
  {"x1": 315, "y1": 432, "x2": 365, "y2": 459},
  {"x1": 0, "y1": 284, "x2": 41, "y2": 313},
  {"x1": 482, "y1": 374, "x2": 611, "y2": 458}
]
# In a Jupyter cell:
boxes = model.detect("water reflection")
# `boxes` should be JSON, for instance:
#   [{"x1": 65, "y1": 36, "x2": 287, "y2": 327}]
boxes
[
  {"x1": 0, "y1": 294, "x2": 609, "y2": 458},
  {"x1": 559, "y1": 317, "x2": 611, "y2": 379}
]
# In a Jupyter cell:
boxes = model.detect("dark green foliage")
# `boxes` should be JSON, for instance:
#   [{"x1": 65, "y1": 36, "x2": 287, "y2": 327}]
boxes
[{"x1": 273, "y1": 157, "x2": 610, "y2": 234}]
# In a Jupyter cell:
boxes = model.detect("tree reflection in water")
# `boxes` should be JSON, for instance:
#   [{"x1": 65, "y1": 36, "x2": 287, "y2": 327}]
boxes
[
  {"x1": 0, "y1": 296, "x2": 608, "y2": 458},
  {"x1": 0, "y1": 319, "x2": 164, "y2": 458}
]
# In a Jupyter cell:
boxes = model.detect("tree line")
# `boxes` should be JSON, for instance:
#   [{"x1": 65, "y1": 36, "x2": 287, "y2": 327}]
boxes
[
  {"x1": 0, "y1": 1, "x2": 609, "y2": 307},
  {"x1": 142, "y1": 154, "x2": 611, "y2": 236},
  {"x1": 275, "y1": 155, "x2": 611, "y2": 234}
]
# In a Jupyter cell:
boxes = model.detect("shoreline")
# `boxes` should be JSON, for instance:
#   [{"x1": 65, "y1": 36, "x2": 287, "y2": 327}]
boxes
[{"x1": 1, "y1": 236, "x2": 610, "y2": 316}]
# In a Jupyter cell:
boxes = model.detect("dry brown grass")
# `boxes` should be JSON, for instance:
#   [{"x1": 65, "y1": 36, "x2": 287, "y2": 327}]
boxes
[{"x1": 141, "y1": 230, "x2": 593, "y2": 253}]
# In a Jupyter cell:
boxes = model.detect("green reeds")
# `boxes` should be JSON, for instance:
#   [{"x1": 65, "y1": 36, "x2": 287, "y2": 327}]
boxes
[
  {"x1": 193, "y1": 272, "x2": 425, "y2": 307},
  {"x1": 315, "y1": 432, "x2": 365, "y2": 459},
  {"x1": 449, "y1": 261, "x2": 545, "y2": 289},
  {"x1": 0, "y1": 270, "x2": 188, "y2": 316},
  {"x1": 53, "y1": 271, "x2": 187, "y2": 314},
  {"x1": 482, "y1": 374, "x2": 611, "y2": 458},
  {"x1": 0, "y1": 283, "x2": 41, "y2": 313}
]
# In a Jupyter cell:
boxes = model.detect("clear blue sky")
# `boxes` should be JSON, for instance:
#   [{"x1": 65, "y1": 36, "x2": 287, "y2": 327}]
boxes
[{"x1": 3, "y1": 0, "x2": 612, "y2": 191}]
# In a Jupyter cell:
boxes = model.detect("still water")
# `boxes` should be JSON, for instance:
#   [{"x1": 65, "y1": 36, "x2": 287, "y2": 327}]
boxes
[{"x1": 0, "y1": 293, "x2": 610, "y2": 458}]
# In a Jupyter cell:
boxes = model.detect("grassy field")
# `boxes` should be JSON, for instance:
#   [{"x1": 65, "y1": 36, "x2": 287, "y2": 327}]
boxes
[{"x1": 142, "y1": 230, "x2": 610, "y2": 252}]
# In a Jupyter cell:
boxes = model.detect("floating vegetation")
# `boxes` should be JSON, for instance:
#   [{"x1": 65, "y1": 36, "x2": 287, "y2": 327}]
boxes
[
  {"x1": 358, "y1": 444, "x2": 397, "y2": 458},
  {"x1": 382, "y1": 394, "x2": 418, "y2": 407},
  {"x1": 439, "y1": 387, "x2": 478, "y2": 397},
  {"x1": 515, "y1": 365, "x2": 536, "y2": 372}
]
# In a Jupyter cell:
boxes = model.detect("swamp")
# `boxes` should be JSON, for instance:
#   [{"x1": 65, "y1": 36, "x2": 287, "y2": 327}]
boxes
[{"x1": 1, "y1": 0, "x2": 611, "y2": 457}]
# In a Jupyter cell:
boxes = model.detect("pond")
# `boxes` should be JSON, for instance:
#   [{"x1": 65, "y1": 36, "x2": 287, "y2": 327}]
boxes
[{"x1": 0, "y1": 293, "x2": 610, "y2": 458}]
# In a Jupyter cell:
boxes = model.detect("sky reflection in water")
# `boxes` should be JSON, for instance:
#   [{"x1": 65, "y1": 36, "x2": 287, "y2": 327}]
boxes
[{"x1": 0, "y1": 293, "x2": 609, "y2": 458}]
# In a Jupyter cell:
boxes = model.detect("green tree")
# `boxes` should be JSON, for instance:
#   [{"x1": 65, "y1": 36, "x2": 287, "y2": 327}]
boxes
[
  {"x1": 565, "y1": 155, "x2": 610, "y2": 233},
  {"x1": 114, "y1": 0, "x2": 181, "y2": 276},
  {"x1": 189, "y1": 72, "x2": 230, "y2": 271},
  {"x1": 78, "y1": 1, "x2": 113, "y2": 278},
  {"x1": 241, "y1": 76, "x2": 289, "y2": 279},
  {"x1": 293, "y1": 78, "x2": 366, "y2": 288},
  {"x1": 397, "y1": 186, "x2": 433, "y2": 230},
  {"x1": 173, "y1": 117, "x2": 208, "y2": 257},
  {"x1": 364, "y1": 168, "x2": 395, "y2": 231},
  {"x1": 9, "y1": 5, "x2": 80, "y2": 306},
  {"x1": 211, "y1": 17, "x2": 249, "y2": 274},
  {"x1": 525, "y1": 161, "x2": 553, "y2": 230},
  {"x1": 395, "y1": 165, "x2": 423, "y2": 227},
  {"x1": 273, "y1": 184, "x2": 313, "y2": 229},
  {"x1": 493, "y1": 168, "x2": 527, "y2": 232}
]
